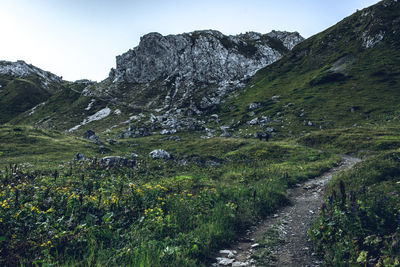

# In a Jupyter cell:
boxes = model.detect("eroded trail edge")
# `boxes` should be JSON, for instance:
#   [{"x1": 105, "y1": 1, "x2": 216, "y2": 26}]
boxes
[{"x1": 213, "y1": 155, "x2": 361, "y2": 267}]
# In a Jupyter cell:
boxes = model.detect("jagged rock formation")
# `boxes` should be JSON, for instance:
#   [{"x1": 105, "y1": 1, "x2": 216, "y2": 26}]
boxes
[{"x1": 93, "y1": 30, "x2": 303, "y2": 114}]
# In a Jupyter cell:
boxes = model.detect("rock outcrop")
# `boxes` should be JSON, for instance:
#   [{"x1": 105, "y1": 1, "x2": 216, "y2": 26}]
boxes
[{"x1": 94, "y1": 30, "x2": 303, "y2": 114}]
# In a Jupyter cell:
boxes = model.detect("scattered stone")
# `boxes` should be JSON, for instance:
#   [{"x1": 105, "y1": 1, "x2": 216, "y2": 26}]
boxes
[
  {"x1": 99, "y1": 145, "x2": 111, "y2": 154},
  {"x1": 271, "y1": 95, "x2": 281, "y2": 101},
  {"x1": 162, "y1": 135, "x2": 181, "y2": 141},
  {"x1": 160, "y1": 129, "x2": 171, "y2": 135},
  {"x1": 219, "y1": 250, "x2": 237, "y2": 258},
  {"x1": 254, "y1": 132, "x2": 270, "y2": 141},
  {"x1": 105, "y1": 139, "x2": 116, "y2": 145},
  {"x1": 266, "y1": 127, "x2": 275, "y2": 132},
  {"x1": 101, "y1": 156, "x2": 135, "y2": 167},
  {"x1": 220, "y1": 132, "x2": 233, "y2": 138},
  {"x1": 149, "y1": 149, "x2": 171, "y2": 160},
  {"x1": 248, "y1": 102, "x2": 261, "y2": 110},
  {"x1": 83, "y1": 129, "x2": 99, "y2": 142},
  {"x1": 250, "y1": 243, "x2": 260, "y2": 248},
  {"x1": 303, "y1": 184, "x2": 318, "y2": 190},
  {"x1": 120, "y1": 126, "x2": 150, "y2": 138},
  {"x1": 247, "y1": 118, "x2": 259, "y2": 125},
  {"x1": 131, "y1": 153, "x2": 139, "y2": 158},
  {"x1": 216, "y1": 257, "x2": 235, "y2": 266},
  {"x1": 210, "y1": 114, "x2": 219, "y2": 119},
  {"x1": 73, "y1": 153, "x2": 85, "y2": 161},
  {"x1": 232, "y1": 262, "x2": 249, "y2": 267}
]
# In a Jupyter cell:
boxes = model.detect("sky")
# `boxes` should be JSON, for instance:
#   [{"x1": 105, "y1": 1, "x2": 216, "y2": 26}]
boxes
[{"x1": 0, "y1": 0, "x2": 381, "y2": 81}]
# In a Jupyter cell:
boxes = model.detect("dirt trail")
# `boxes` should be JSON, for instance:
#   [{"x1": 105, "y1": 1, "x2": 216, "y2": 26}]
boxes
[{"x1": 213, "y1": 155, "x2": 361, "y2": 267}]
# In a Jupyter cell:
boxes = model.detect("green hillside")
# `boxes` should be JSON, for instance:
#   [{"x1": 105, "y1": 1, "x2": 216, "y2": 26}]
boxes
[
  {"x1": 0, "y1": 75, "x2": 52, "y2": 124},
  {"x1": 220, "y1": 0, "x2": 400, "y2": 135}
]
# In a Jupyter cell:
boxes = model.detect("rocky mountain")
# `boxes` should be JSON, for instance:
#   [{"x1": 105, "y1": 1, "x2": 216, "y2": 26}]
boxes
[
  {"x1": 3, "y1": 0, "x2": 400, "y2": 139},
  {"x1": 91, "y1": 30, "x2": 303, "y2": 113}
]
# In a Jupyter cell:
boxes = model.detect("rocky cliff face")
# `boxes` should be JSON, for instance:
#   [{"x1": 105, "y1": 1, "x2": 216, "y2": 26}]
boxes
[
  {"x1": 93, "y1": 30, "x2": 303, "y2": 114},
  {"x1": 110, "y1": 30, "x2": 303, "y2": 85}
]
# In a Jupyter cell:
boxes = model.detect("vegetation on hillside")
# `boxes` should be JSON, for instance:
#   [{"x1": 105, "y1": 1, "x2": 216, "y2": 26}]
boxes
[
  {"x1": 0, "y1": 128, "x2": 338, "y2": 266},
  {"x1": 309, "y1": 151, "x2": 400, "y2": 266}
]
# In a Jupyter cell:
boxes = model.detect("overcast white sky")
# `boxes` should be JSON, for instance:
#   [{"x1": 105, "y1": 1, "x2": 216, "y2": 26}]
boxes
[{"x1": 0, "y1": 0, "x2": 380, "y2": 81}]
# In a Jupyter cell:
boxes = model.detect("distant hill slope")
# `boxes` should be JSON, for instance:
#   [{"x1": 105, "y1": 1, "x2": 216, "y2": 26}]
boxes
[
  {"x1": 219, "y1": 0, "x2": 400, "y2": 135},
  {"x1": 5, "y1": 30, "x2": 304, "y2": 133},
  {"x1": 3, "y1": 0, "x2": 400, "y2": 138},
  {"x1": 0, "y1": 60, "x2": 63, "y2": 123}
]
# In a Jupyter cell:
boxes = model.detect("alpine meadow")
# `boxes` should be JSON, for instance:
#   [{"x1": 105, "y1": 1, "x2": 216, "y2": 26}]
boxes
[{"x1": 0, "y1": 0, "x2": 399, "y2": 266}]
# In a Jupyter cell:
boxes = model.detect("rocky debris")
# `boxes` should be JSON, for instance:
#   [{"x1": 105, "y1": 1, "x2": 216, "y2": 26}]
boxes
[
  {"x1": 130, "y1": 153, "x2": 139, "y2": 158},
  {"x1": 247, "y1": 116, "x2": 270, "y2": 126},
  {"x1": 220, "y1": 132, "x2": 233, "y2": 138},
  {"x1": 220, "y1": 125, "x2": 232, "y2": 137},
  {"x1": 267, "y1": 30, "x2": 304, "y2": 50},
  {"x1": 250, "y1": 243, "x2": 259, "y2": 248},
  {"x1": 149, "y1": 149, "x2": 171, "y2": 160},
  {"x1": 271, "y1": 95, "x2": 281, "y2": 101},
  {"x1": 73, "y1": 153, "x2": 86, "y2": 161},
  {"x1": 254, "y1": 132, "x2": 270, "y2": 141},
  {"x1": 160, "y1": 129, "x2": 176, "y2": 135},
  {"x1": 266, "y1": 126, "x2": 275, "y2": 132},
  {"x1": 83, "y1": 129, "x2": 99, "y2": 141},
  {"x1": 205, "y1": 160, "x2": 221, "y2": 167},
  {"x1": 219, "y1": 250, "x2": 237, "y2": 259},
  {"x1": 216, "y1": 257, "x2": 235, "y2": 266},
  {"x1": 120, "y1": 126, "x2": 150, "y2": 138},
  {"x1": 248, "y1": 103, "x2": 261, "y2": 110},
  {"x1": 247, "y1": 118, "x2": 259, "y2": 125},
  {"x1": 69, "y1": 107, "x2": 112, "y2": 132},
  {"x1": 100, "y1": 156, "x2": 135, "y2": 167},
  {"x1": 105, "y1": 139, "x2": 116, "y2": 145},
  {"x1": 99, "y1": 145, "x2": 111, "y2": 154},
  {"x1": 161, "y1": 135, "x2": 181, "y2": 141},
  {"x1": 0, "y1": 60, "x2": 62, "y2": 90}
]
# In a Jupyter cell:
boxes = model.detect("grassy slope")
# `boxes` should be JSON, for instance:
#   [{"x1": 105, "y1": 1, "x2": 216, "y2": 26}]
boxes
[
  {"x1": 0, "y1": 125, "x2": 108, "y2": 168},
  {"x1": 220, "y1": 0, "x2": 400, "y2": 135},
  {"x1": 309, "y1": 150, "x2": 400, "y2": 266},
  {"x1": 0, "y1": 125, "x2": 340, "y2": 266},
  {"x1": 0, "y1": 75, "x2": 52, "y2": 124},
  {"x1": 10, "y1": 81, "x2": 136, "y2": 134}
]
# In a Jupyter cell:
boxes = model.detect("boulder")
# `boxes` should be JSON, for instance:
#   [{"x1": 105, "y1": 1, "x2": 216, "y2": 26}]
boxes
[
  {"x1": 248, "y1": 102, "x2": 260, "y2": 110},
  {"x1": 73, "y1": 152, "x2": 86, "y2": 161},
  {"x1": 149, "y1": 149, "x2": 171, "y2": 160},
  {"x1": 83, "y1": 129, "x2": 98, "y2": 141}
]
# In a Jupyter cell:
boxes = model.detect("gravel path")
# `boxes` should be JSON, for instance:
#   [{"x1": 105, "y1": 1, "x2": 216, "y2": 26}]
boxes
[{"x1": 213, "y1": 155, "x2": 361, "y2": 267}]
